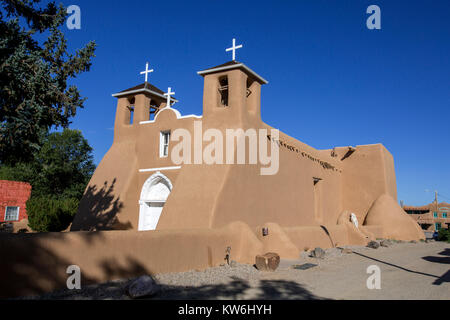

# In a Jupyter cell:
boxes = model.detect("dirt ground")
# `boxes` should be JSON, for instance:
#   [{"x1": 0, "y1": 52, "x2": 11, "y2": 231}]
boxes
[
  {"x1": 22, "y1": 241, "x2": 450, "y2": 300},
  {"x1": 274, "y1": 241, "x2": 450, "y2": 300}
]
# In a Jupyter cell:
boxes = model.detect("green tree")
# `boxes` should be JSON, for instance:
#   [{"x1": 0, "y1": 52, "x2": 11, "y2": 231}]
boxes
[
  {"x1": 33, "y1": 128, "x2": 96, "y2": 198},
  {"x1": 0, "y1": 128, "x2": 95, "y2": 199},
  {"x1": 0, "y1": 129, "x2": 95, "y2": 231},
  {"x1": 0, "y1": 0, "x2": 96, "y2": 164}
]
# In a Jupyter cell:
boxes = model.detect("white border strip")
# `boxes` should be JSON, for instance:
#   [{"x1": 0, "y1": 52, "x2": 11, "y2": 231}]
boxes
[
  {"x1": 139, "y1": 166, "x2": 181, "y2": 173},
  {"x1": 140, "y1": 106, "x2": 202, "y2": 125},
  {"x1": 140, "y1": 114, "x2": 202, "y2": 125}
]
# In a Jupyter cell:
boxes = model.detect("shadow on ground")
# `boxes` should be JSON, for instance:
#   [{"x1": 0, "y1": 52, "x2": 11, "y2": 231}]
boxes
[
  {"x1": 18, "y1": 275, "x2": 324, "y2": 300},
  {"x1": 155, "y1": 277, "x2": 323, "y2": 300},
  {"x1": 422, "y1": 247, "x2": 450, "y2": 285},
  {"x1": 352, "y1": 245, "x2": 450, "y2": 286}
]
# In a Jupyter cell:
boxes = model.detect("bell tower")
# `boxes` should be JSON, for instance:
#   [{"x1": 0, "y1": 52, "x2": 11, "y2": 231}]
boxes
[
  {"x1": 111, "y1": 62, "x2": 177, "y2": 143},
  {"x1": 111, "y1": 82, "x2": 176, "y2": 142},
  {"x1": 197, "y1": 61, "x2": 268, "y2": 127},
  {"x1": 197, "y1": 38, "x2": 268, "y2": 127}
]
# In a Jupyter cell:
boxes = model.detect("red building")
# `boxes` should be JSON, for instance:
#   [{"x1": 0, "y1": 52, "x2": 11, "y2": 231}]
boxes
[{"x1": 0, "y1": 180, "x2": 32, "y2": 223}]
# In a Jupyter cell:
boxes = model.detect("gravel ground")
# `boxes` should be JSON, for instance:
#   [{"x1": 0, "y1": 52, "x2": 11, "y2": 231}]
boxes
[{"x1": 17, "y1": 240, "x2": 450, "y2": 300}]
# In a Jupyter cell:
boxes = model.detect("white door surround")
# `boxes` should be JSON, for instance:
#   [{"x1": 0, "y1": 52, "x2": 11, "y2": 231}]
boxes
[{"x1": 138, "y1": 172, "x2": 173, "y2": 231}]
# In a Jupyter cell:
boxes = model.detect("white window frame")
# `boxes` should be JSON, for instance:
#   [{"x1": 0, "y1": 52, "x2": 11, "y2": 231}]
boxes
[
  {"x1": 4, "y1": 206, "x2": 20, "y2": 222},
  {"x1": 160, "y1": 130, "x2": 171, "y2": 158}
]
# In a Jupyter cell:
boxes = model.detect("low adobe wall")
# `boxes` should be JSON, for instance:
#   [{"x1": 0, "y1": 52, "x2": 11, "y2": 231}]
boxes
[
  {"x1": 0, "y1": 213, "x2": 420, "y2": 299},
  {"x1": 251, "y1": 223, "x2": 368, "y2": 260},
  {"x1": 0, "y1": 221, "x2": 262, "y2": 299}
]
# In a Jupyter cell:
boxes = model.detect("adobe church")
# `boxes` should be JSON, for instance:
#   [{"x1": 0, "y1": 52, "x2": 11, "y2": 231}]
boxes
[{"x1": 71, "y1": 39, "x2": 424, "y2": 247}]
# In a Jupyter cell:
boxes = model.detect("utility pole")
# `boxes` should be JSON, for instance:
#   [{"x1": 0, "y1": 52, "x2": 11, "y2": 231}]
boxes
[{"x1": 435, "y1": 191, "x2": 439, "y2": 212}]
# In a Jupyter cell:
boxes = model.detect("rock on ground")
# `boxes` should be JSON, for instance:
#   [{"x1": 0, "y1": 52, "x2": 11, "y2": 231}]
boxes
[
  {"x1": 127, "y1": 275, "x2": 160, "y2": 299},
  {"x1": 255, "y1": 253, "x2": 280, "y2": 271},
  {"x1": 380, "y1": 239, "x2": 392, "y2": 247},
  {"x1": 311, "y1": 247, "x2": 326, "y2": 259},
  {"x1": 367, "y1": 241, "x2": 380, "y2": 249}
]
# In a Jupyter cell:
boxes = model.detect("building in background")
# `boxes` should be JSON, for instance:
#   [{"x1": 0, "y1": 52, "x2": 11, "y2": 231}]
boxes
[
  {"x1": 0, "y1": 180, "x2": 32, "y2": 227},
  {"x1": 403, "y1": 202, "x2": 450, "y2": 231}
]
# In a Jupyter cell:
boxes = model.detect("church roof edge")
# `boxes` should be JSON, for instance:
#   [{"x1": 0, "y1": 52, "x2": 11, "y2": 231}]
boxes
[
  {"x1": 112, "y1": 82, "x2": 178, "y2": 102},
  {"x1": 197, "y1": 61, "x2": 268, "y2": 85}
]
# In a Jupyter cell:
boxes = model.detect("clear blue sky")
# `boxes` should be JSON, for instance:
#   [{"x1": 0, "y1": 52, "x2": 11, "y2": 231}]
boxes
[{"x1": 56, "y1": 0, "x2": 449, "y2": 206}]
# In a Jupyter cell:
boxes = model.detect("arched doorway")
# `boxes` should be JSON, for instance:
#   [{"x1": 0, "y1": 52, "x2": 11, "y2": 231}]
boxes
[{"x1": 138, "y1": 172, "x2": 172, "y2": 231}]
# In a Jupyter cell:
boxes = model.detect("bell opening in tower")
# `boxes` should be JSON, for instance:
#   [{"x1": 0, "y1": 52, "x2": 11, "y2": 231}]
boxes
[{"x1": 218, "y1": 76, "x2": 229, "y2": 107}]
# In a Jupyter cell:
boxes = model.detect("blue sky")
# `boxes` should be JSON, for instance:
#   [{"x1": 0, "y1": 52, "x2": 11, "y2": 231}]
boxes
[{"x1": 53, "y1": 0, "x2": 449, "y2": 206}]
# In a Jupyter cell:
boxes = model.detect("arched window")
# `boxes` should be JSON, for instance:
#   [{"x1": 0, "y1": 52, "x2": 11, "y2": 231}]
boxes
[{"x1": 138, "y1": 172, "x2": 172, "y2": 231}]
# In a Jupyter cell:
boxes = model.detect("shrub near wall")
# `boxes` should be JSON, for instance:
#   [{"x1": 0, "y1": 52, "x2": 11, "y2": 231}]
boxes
[
  {"x1": 437, "y1": 228, "x2": 450, "y2": 243},
  {"x1": 27, "y1": 197, "x2": 79, "y2": 232}
]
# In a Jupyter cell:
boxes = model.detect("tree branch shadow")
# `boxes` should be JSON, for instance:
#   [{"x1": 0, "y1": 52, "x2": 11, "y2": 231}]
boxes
[
  {"x1": 70, "y1": 178, "x2": 131, "y2": 231},
  {"x1": 154, "y1": 278, "x2": 324, "y2": 300},
  {"x1": 1, "y1": 238, "x2": 155, "y2": 300},
  {"x1": 422, "y1": 247, "x2": 450, "y2": 285},
  {"x1": 0, "y1": 232, "x2": 97, "y2": 299},
  {"x1": 16, "y1": 274, "x2": 325, "y2": 300}
]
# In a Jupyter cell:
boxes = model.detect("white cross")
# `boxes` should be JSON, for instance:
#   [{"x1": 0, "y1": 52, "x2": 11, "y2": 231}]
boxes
[
  {"x1": 226, "y1": 38, "x2": 243, "y2": 61},
  {"x1": 140, "y1": 62, "x2": 154, "y2": 82},
  {"x1": 164, "y1": 87, "x2": 175, "y2": 107}
]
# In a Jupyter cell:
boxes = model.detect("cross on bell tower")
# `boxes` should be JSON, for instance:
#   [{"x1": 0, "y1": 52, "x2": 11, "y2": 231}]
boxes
[
  {"x1": 140, "y1": 62, "x2": 154, "y2": 82},
  {"x1": 226, "y1": 38, "x2": 243, "y2": 61},
  {"x1": 164, "y1": 87, "x2": 175, "y2": 108}
]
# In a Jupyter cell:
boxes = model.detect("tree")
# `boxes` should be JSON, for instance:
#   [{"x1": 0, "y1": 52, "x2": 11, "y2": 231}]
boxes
[
  {"x1": 0, "y1": 129, "x2": 96, "y2": 231},
  {"x1": 33, "y1": 128, "x2": 96, "y2": 198},
  {"x1": 0, "y1": 128, "x2": 95, "y2": 198},
  {"x1": 0, "y1": 0, "x2": 96, "y2": 164}
]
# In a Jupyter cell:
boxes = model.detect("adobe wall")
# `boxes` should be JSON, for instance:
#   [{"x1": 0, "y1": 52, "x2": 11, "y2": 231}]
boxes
[
  {"x1": 155, "y1": 114, "x2": 344, "y2": 230},
  {"x1": 70, "y1": 140, "x2": 139, "y2": 230},
  {"x1": 364, "y1": 194, "x2": 425, "y2": 240},
  {"x1": 210, "y1": 126, "x2": 343, "y2": 229},
  {"x1": 157, "y1": 164, "x2": 231, "y2": 229},
  {"x1": 0, "y1": 221, "x2": 263, "y2": 299},
  {"x1": 336, "y1": 144, "x2": 398, "y2": 223},
  {"x1": 0, "y1": 218, "x2": 376, "y2": 299},
  {"x1": 71, "y1": 104, "x2": 199, "y2": 231}
]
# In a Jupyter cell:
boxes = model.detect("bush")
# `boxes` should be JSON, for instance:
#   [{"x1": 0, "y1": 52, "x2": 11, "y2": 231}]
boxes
[
  {"x1": 27, "y1": 197, "x2": 80, "y2": 232},
  {"x1": 437, "y1": 228, "x2": 450, "y2": 243}
]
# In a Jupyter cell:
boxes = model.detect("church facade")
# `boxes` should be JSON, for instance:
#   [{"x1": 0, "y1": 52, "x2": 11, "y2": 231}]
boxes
[{"x1": 71, "y1": 57, "x2": 424, "y2": 246}]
